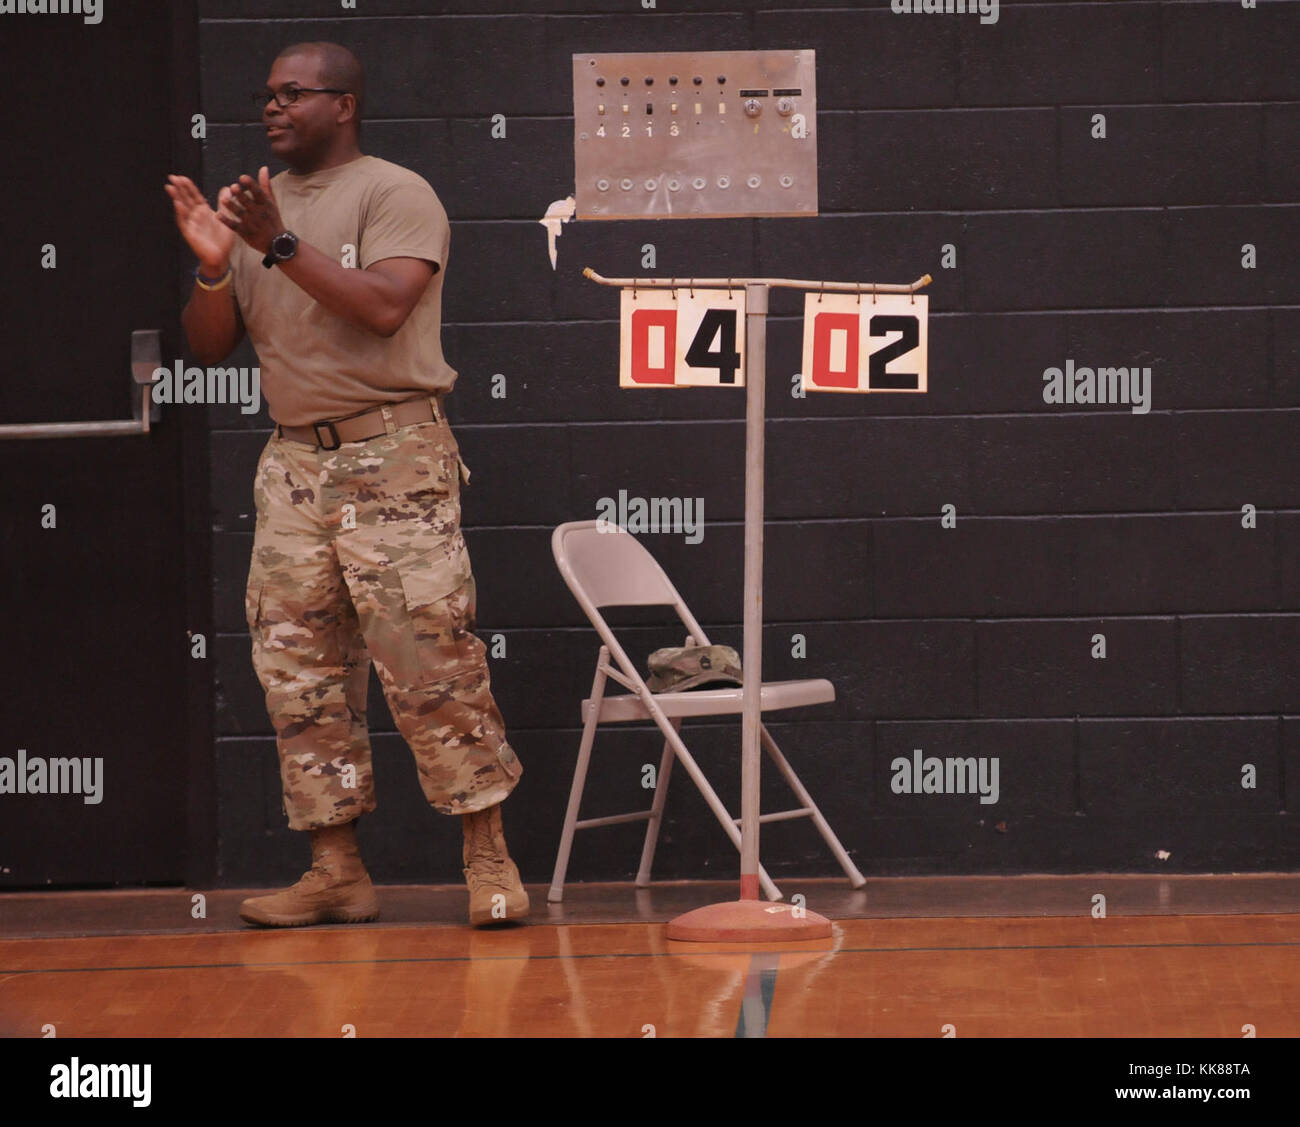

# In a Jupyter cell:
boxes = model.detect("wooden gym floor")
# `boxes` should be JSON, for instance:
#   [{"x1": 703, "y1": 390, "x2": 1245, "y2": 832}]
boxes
[{"x1": 1, "y1": 875, "x2": 1297, "y2": 1037}]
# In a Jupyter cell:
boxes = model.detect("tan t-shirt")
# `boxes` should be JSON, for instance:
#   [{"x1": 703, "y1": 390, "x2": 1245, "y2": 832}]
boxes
[{"x1": 230, "y1": 154, "x2": 457, "y2": 426}]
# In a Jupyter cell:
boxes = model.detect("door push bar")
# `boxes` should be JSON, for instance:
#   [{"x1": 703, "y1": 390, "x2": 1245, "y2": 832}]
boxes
[{"x1": 0, "y1": 330, "x2": 161, "y2": 440}]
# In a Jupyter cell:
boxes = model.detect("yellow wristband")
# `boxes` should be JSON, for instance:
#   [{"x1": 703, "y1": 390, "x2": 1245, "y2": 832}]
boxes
[{"x1": 195, "y1": 266, "x2": 232, "y2": 292}]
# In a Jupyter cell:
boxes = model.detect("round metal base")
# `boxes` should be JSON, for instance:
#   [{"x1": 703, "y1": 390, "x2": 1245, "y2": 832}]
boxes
[{"x1": 665, "y1": 898, "x2": 832, "y2": 942}]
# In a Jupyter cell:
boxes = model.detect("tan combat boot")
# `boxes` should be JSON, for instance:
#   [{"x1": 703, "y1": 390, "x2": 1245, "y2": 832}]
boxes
[
  {"x1": 462, "y1": 802, "x2": 529, "y2": 926},
  {"x1": 239, "y1": 820, "x2": 379, "y2": 927}
]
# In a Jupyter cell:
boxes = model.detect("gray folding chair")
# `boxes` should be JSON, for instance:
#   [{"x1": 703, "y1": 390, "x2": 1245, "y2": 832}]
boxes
[{"x1": 549, "y1": 519, "x2": 867, "y2": 903}]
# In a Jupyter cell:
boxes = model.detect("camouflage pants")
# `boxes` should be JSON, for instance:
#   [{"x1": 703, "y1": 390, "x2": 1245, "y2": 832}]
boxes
[{"x1": 244, "y1": 398, "x2": 522, "y2": 831}]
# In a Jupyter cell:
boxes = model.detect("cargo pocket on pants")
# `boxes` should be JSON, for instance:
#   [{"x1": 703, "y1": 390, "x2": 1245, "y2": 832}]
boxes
[{"x1": 396, "y1": 535, "x2": 478, "y2": 684}]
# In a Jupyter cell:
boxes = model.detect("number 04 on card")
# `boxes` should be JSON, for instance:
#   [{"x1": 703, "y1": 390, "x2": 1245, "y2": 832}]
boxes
[
  {"x1": 801, "y1": 292, "x2": 928, "y2": 394},
  {"x1": 620, "y1": 289, "x2": 746, "y2": 388}
]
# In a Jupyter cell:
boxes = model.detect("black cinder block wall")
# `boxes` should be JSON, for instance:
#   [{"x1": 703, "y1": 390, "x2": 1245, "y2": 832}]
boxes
[{"x1": 202, "y1": 1, "x2": 1300, "y2": 886}]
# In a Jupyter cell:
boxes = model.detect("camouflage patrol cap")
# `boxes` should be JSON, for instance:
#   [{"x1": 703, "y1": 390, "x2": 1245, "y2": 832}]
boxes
[{"x1": 646, "y1": 644, "x2": 744, "y2": 693}]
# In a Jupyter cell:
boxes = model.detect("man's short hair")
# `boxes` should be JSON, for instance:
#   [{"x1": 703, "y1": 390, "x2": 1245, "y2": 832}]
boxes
[{"x1": 276, "y1": 41, "x2": 365, "y2": 124}]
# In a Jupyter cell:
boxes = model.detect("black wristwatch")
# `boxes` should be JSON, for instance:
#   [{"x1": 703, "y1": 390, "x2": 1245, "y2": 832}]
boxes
[{"x1": 262, "y1": 230, "x2": 299, "y2": 269}]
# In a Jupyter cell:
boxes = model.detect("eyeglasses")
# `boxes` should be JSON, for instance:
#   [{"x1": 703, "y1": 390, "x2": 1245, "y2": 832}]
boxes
[{"x1": 252, "y1": 86, "x2": 350, "y2": 110}]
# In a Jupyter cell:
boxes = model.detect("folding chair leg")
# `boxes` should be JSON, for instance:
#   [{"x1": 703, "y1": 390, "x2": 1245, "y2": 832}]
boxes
[
  {"x1": 760, "y1": 722, "x2": 867, "y2": 888},
  {"x1": 548, "y1": 649, "x2": 611, "y2": 903},
  {"x1": 634, "y1": 717, "x2": 680, "y2": 887},
  {"x1": 638, "y1": 700, "x2": 784, "y2": 901},
  {"x1": 755, "y1": 862, "x2": 783, "y2": 902}
]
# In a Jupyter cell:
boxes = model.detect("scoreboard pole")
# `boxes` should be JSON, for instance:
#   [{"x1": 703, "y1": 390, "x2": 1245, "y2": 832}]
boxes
[
  {"x1": 584, "y1": 267, "x2": 930, "y2": 941},
  {"x1": 739, "y1": 280, "x2": 767, "y2": 901}
]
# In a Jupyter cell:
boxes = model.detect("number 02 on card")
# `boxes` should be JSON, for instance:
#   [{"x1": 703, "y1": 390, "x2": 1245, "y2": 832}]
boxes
[{"x1": 800, "y1": 292, "x2": 928, "y2": 394}]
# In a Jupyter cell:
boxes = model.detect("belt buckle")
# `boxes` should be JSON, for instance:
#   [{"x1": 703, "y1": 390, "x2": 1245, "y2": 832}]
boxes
[{"x1": 313, "y1": 420, "x2": 342, "y2": 451}]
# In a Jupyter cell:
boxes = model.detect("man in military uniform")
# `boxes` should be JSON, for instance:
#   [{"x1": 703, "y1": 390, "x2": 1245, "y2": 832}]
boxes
[{"x1": 165, "y1": 40, "x2": 527, "y2": 927}]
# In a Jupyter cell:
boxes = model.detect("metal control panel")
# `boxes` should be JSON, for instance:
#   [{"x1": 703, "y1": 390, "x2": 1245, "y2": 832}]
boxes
[{"x1": 573, "y1": 49, "x2": 817, "y2": 221}]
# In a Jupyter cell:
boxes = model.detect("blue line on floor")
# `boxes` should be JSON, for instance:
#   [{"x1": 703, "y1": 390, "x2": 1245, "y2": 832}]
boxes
[{"x1": 735, "y1": 952, "x2": 781, "y2": 1038}]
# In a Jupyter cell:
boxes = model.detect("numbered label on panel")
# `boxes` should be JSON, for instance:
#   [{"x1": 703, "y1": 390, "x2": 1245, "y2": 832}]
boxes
[
  {"x1": 800, "y1": 292, "x2": 928, "y2": 394},
  {"x1": 620, "y1": 288, "x2": 746, "y2": 388}
]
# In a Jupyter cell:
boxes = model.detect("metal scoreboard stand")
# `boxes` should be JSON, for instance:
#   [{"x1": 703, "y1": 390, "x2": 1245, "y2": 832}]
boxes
[{"x1": 574, "y1": 50, "x2": 932, "y2": 942}]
